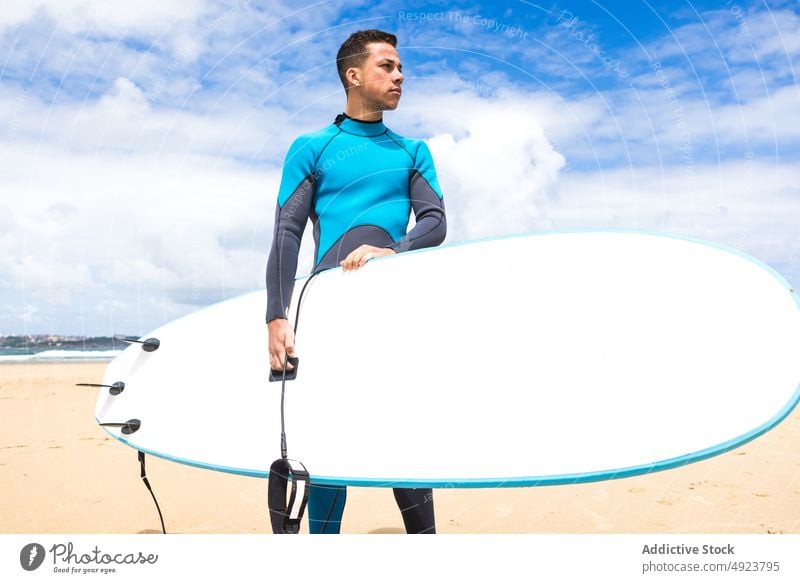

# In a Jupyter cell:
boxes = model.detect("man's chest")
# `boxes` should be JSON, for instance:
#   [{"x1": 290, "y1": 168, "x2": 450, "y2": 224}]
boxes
[{"x1": 314, "y1": 136, "x2": 414, "y2": 196}]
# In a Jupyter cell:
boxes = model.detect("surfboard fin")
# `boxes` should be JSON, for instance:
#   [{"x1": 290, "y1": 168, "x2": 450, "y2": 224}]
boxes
[
  {"x1": 115, "y1": 335, "x2": 160, "y2": 352},
  {"x1": 76, "y1": 381, "x2": 125, "y2": 395},
  {"x1": 99, "y1": 419, "x2": 141, "y2": 435}
]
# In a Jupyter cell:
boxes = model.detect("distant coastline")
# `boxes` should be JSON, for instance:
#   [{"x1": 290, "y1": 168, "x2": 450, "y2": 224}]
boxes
[{"x1": 0, "y1": 335, "x2": 127, "y2": 363}]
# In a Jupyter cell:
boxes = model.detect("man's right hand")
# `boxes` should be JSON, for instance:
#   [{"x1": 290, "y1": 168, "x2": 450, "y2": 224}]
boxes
[{"x1": 267, "y1": 318, "x2": 296, "y2": 372}]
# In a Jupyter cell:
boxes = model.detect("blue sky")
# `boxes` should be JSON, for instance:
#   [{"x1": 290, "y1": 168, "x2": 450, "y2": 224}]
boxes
[{"x1": 0, "y1": 0, "x2": 798, "y2": 336}]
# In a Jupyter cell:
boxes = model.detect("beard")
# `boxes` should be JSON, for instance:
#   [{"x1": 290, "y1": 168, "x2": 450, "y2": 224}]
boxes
[{"x1": 362, "y1": 90, "x2": 399, "y2": 113}]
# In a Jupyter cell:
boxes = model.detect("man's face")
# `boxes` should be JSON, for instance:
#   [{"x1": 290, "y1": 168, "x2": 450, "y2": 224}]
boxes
[{"x1": 351, "y1": 42, "x2": 404, "y2": 112}]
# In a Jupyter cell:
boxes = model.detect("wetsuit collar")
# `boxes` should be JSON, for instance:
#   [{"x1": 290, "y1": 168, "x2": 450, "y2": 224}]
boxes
[{"x1": 334, "y1": 112, "x2": 387, "y2": 137}]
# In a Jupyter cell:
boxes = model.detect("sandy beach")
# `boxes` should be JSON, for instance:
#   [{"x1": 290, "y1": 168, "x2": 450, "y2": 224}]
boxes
[{"x1": 1, "y1": 361, "x2": 798, "y2": 534}]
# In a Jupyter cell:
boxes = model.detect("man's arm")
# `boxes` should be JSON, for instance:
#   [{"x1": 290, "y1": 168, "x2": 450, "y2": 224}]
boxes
[
  {"x1": 266, "y1": 136, "x2": 316, "y2": 322},
  {"x1": 389, "y1": 140, "x2": 446, "y2": 252},
  {"x1": 266, "y1": 136, "x2": 316, "y2": 370}
]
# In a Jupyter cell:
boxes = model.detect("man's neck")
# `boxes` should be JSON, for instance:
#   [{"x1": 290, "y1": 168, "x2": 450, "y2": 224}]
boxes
[{"x1": 344, "y1": 100, "x2": 384, "y2": 122}]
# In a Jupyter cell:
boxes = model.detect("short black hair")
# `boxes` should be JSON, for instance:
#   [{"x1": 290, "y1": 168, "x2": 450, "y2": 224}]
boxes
[{"x1": 336, "y1": 29, "x2": 397, "y2": 91}]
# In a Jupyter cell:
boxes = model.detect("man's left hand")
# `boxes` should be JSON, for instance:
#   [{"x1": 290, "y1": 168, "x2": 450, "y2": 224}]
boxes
[{"x1": 340, "y1": 245, "x2": 396, "y2": 272}]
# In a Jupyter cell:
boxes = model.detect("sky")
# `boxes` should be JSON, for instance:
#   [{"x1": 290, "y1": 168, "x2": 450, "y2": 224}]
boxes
[{"x1": 0, "y1": 0, "x2": 798, "y2": 336}]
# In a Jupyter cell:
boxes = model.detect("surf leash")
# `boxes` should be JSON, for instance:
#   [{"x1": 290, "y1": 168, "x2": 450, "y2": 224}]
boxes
[
  {"x1": 267, "y1": 270, "x2": 323, "y2": 534},
  {"x1": 85, "y1": 334, "x2": 166, "y2": 534},
  {"x1": 89, "y1": 418, "x2": 166, "y2": 534},
  {"x1": 138, "y1": 451, "x2": 167, "y2": 534},
  {"x1": 267, "y1": 353, "x2": 309, "y2": 534}
]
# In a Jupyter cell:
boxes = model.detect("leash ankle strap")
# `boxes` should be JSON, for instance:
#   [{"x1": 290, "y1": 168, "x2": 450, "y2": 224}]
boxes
[{"x1": 268, "y1": 458, "x2": 310, "y2": 534}]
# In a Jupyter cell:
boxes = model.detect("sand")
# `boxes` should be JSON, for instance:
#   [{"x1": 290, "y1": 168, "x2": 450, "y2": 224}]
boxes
[{"x1": 1, "y1": 362, "x2": 798, "y2": 534}]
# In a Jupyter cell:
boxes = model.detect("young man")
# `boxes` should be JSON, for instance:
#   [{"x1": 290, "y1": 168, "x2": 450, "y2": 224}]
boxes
[{"x1": 266, "y1": 29, "x2": 446, "y2": 534}]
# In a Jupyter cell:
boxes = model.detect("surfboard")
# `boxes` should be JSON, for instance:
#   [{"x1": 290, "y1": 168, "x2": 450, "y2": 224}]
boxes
[{"x1": 94, "y1": 230, "x2": 800, "y2": 487}]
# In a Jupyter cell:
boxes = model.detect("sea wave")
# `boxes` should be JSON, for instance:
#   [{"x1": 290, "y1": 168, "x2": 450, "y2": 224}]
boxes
[{"x1": 0, "y1": 350, "x2": 121, "y2": 363}]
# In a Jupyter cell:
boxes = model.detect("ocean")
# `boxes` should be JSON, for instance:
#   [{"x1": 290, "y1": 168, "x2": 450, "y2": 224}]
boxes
[{"x1": 0, "y1": 348, "x2": 121, "y2": 363}]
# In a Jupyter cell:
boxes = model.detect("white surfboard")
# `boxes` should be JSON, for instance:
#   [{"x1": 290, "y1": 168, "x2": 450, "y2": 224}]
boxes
[{"x1": 95, "y1": 230, "x2": 800, "y2": 487}]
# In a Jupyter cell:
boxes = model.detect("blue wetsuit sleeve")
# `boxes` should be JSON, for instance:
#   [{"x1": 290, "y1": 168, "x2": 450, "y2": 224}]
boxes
[
  {"x1": 389, "y1": 141, "x2": 447, "y2": 253},
  {"x1": 265, "y1": 137, "x2": 316, "y2": 322}
]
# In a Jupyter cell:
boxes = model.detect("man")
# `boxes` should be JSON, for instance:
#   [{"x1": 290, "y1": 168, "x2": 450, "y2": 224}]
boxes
[{"x1": 266, "y1": 29, "x2": 446, "y2": 534}]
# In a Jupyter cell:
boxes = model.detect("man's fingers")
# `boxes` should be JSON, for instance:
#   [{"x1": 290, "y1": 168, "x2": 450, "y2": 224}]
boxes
[
  {"x1": 340, "y1": 250, "x2": 374, "y2": 272},
  {"x1": 340, "y1": 245, "x2": 378, "y2": 272},
  {"x1": 269, "y1": 348, "x2": 285, "y2": 371},
  {"x1": 268, "y1": 321, "x2": 296, "y2": 371},
  {"x1": 270, "y1": 350, "x2": 295, "y2": 371},
  {"x1": 285, "y1": 345, "x2": 296, "y2": 370}
]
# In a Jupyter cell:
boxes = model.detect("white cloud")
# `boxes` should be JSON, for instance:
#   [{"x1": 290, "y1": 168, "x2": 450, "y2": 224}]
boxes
[
  {"x1": 4, "y1": 71, "x2": 799, "y2": 333},
  {"x1": 0, "y1": 82, "x2": 571, "y2": 334},
  {"x1": 0, "y1": 0, "x2": 213, "y2": 37},
  {"x1": 0, "y1": 141, "x2": 279, "y2": 334},
  {"x1": 1, "y1": 0, "x2": 798, "y2": 336},
  {"x1": 423, "y1": 100, "x2": 566, "y2": 241},
  {"x1": 544, "y1": 159, "x2": 800, "y2": 290}
]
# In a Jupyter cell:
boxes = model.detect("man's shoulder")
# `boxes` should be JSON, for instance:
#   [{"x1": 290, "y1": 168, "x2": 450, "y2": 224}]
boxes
[
  {"x1": 291, "y1": 123, "x2": 339, "y2": 148},
  {"x1": 385, "y1": 128, "x2": 429, "y2": 157}
]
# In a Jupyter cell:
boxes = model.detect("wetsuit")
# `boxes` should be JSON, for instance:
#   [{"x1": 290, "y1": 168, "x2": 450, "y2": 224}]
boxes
[{"x1": 265, "y1": 112, "x2": 446, "y2": 533}]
